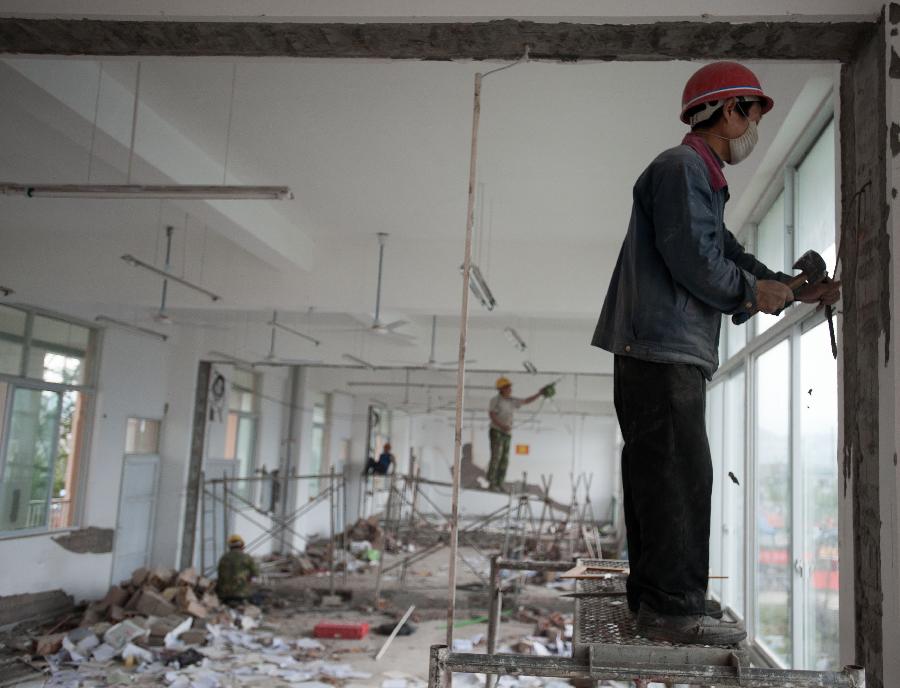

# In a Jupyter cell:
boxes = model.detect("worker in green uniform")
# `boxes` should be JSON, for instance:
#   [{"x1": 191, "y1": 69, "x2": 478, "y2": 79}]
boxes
[{"x1": 216, "y1": 534, "x2": 261, "y2": 605}]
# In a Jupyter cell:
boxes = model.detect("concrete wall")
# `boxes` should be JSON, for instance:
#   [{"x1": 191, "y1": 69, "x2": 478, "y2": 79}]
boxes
[{"x1": 0, "y1": 326, "x2": 171, "y2": 601}]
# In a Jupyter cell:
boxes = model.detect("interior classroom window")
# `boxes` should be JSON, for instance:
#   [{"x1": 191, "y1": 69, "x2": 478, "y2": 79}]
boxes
[
  {"x1": 707, "y1": 117, "x2": 838, "y2": 671},
  {"x1": 308, "y1": 397, "x2": 326, "y2": 496},
  {"x1": 0, "y1": 304, "x2": 97, "y2": 534},
  {"x1": 224, "y1": 368, "x2": 258, "y2": 500}
]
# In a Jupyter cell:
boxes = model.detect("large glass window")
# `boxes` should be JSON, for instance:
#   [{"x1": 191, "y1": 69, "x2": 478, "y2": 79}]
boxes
[
  {"x1": 0, "y1": 305, "x2": 95, "y2": 534},
  {"x1": 799, "y1": 320, "x2": 839, "y2": 669},
  {"x1": 754, "y1": 340, "x2": 792, "y2": 665},
  {"x1": 797, "y1": 121, "x2": 837, "y2": 272},
  {"x1": 755, "y1": 192, "x2": 786, "y2": 335},
  {"x1": 224, "y1": 368, "x2": 258, "y2": 499},
  {"x1": 722, "y1": 371, "x2": 746, "y2": 617},
  {"x1": 707, "y1": 383, "x2": 725, "y2": 602},
  {"x1": 308, "y1": 400, "x2": 326, "y2": 495},
  {"x1": 708, "y1": 115, "x2": 838, "y2": 672}
]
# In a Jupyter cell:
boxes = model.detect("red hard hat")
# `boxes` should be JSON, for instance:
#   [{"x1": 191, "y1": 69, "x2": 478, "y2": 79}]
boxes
[{"x1": 680, "y1": 62, "x2": 774, "y2": 125}]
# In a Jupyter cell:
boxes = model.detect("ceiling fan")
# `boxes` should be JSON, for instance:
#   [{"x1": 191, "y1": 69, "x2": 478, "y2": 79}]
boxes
[
  {"x1": 124, "y1": 225, "x2": 226, "y2": 331},
  {"x1": 328, "y1": 233, "x2": 416, "y2": 344},
  {"x1": 391, "y1": 315, "x2": 477, "y2": 370},
  {"x1": 249, "y1": 311, "x2": 323, "y2": 367}
]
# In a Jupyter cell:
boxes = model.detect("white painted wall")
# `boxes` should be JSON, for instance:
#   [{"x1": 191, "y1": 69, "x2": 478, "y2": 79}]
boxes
[{"x1": 0, "y1": 326, "x2": 170, "y2": 601}]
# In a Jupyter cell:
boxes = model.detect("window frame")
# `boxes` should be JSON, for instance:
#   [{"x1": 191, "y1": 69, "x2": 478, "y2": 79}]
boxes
[
  {"x1": 0, "y1": 303, "x2": 101, "y2": 539},
  {"x1": 711, "y1": 106, "x2": 838, "y2": 669},
  {"x1": 224, "y1": 368, "x2": 260, "y2": 503}
]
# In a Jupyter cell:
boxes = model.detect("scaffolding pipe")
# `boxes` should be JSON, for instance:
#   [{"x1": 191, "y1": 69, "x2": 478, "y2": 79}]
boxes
[{"x1": 329, "y1": 465, "x2": 337, "y2": 596}]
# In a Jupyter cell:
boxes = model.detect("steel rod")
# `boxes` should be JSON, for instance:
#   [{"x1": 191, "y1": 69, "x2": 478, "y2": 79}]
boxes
[
  {"x1": 446, "y1": 70, "x2": 482, "y2": 657},
  {"x1": 329, "y1": 465, "x2": 336, "y2": 596}
]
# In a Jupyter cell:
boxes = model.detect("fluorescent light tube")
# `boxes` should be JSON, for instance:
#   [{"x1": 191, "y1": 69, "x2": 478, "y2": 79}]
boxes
[
  {"x1": 122, "y1": 254, "x2": 221, "y2": 302},
  {"x1": 0, "y1": 183, "x2": 292, "y2": 200},
  {"x1": 95, "y1": 315, "x2": 168, "y2": 342},
  {"x1": 0, "y1": 286, "x2": 13, "y2": 297},
  {"x1": 468, "y1": 264, "x2": 496, "y2": 311},
  {"x1": 342, "y1": 354, "x2": 376, "y2": 369},
  {"x1": 208, "y1": 350, "x2": 254, "y2": 368},
  {"x1": 523, "y1": 360, "x2": 538, "y2": 374},
  {"x1": 504, "y1": 327, "x2": 527, "y2": 352},
  {"x1": 269, "y1": 320, "x2": 320, "y2": 347}
]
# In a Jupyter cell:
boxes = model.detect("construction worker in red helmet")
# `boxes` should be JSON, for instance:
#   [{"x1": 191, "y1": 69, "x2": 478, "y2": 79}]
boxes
[
  {"x1": 486, "y1": 377, "x2": 551, "y2": 492},
  {"x1": 591, "y1": 61, "x2": 840, "y2": 645}
]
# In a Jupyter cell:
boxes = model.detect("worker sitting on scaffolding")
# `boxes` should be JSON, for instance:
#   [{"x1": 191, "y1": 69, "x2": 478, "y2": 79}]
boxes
[
  {"x1": 217, "y1": 534, "x2": 262, "y2": 607},
  {"x1": 365, "y1": 442, "x2": 395, "y2": 476},
  {"x1": 486, "y1": 377, "x2": 550, "y2": 491}
]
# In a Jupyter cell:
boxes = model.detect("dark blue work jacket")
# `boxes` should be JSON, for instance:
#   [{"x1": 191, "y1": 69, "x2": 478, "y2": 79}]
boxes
[{"x1": 591, "y1": 143, "x2": 785, "y2": 379}]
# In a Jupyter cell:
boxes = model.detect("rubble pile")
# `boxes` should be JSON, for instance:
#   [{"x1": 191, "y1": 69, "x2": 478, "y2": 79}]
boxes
[{"x1": 264, "y1": 516, "x2": 400, "y2": 577}]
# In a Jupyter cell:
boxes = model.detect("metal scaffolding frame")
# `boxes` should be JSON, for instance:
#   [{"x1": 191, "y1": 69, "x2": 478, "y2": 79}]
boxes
[
  {"x1": 361, "y1": 469, "x2": 606, "y2": 604},
  {"x1": 199, "y1": 467, "x2": 348, "y2": 595},
  {"x1": 430, "y1": 556, "x2": 866, "y2": 688}
]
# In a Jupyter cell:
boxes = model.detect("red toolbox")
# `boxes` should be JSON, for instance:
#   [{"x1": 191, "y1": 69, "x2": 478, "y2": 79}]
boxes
[{"x1": 313, "y1": 621, "x2": 370, "y2": 640}]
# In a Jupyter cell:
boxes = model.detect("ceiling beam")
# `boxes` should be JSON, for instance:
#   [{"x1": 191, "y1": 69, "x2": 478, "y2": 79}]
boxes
[{"x1": 0, "y1": 18, "x2": 872, "y2": 62}]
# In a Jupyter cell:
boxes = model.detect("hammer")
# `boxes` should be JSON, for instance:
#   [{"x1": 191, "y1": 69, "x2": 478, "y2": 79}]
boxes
[{"x1": 731, "y1": 249, "x2": 828, "y2": 326}]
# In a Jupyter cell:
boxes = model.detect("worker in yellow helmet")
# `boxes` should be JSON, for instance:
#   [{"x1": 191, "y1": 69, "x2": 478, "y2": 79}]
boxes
[
  {"x1": 486, "y1": 377, "x2": 551, "y2": 491},
  {"x1": 217, "y1": 534, "x2": 261, "y2": 606}
]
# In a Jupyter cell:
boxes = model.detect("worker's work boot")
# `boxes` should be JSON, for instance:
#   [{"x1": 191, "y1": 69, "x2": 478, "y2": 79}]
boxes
[
  {"x1": 636, "y1": 604, "x2": 746, "y2": 645},
  {"x1": 630, "y1": 599, "x2": 723, "y2": 619}
]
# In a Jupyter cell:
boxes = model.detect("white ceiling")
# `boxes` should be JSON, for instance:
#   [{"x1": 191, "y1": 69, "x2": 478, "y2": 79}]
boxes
[{"x1": 0, "y1": 54, "x2": 836, "y2": 377}]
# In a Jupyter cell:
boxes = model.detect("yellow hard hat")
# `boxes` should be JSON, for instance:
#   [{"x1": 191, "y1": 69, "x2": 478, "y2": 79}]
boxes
[
  {"x1": 228, "y1": 534, "x2": 245, "y2": 548},
  {"x1": 495, "y1": 376, "x2": 512, "y2": 390}
]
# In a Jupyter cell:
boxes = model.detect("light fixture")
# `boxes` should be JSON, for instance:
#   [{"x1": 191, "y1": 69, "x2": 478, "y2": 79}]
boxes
[
  {"x1": 0, "y1": 183, "x2": 293, "y2": 201},
  {"x1": 122, "y1": 253, "x2": 221, "y2": 302},
  {"x1": 0, "y1": 286, "x2": 13, "y2": 297},
  {"x1": 208, "y1": 350, "x2": 254, "y2": 368},
  {"x1": 342, "y1": 354, "x2": 376, "y2": 369},
  {"x1": 95, "y1": 315, "x2": 168, "y2": 342},
  {"x1": 461, "y1": 263, "x2": 496, "y2": 311},
  {"x1": 523, "y1": 360, "x2": 538, "y2": 374},
  {"x1": 269, "y1": 311, "x2": 320, "y2": 347},
  {"x1": 504, "y1": 327, "x2": 527, "y2": 352}
]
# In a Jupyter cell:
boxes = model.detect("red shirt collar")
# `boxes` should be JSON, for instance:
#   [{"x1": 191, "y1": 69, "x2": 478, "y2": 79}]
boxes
[{"x1": 681, "y1": 132, "x2": 728, "y2": 193}]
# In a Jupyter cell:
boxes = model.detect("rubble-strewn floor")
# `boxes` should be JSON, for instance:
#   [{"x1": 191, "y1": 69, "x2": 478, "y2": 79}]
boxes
[{"x1": 2, "y1": 547, "x2": 603, "y2": 688}]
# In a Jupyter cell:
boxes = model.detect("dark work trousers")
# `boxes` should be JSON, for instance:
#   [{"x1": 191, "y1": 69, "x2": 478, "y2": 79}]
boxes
[{"x1": 613, "y1": 355, "x2": 712, "y2": 616}]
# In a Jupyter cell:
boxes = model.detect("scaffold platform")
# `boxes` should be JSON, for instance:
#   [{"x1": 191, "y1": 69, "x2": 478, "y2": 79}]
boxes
[{"x1": 429, "y1": 557, "x2": 865, "y2": 688}]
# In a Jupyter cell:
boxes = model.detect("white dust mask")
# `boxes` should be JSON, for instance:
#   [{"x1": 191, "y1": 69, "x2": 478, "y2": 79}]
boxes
[{"x1": 727, "y1": 119, "x2": 758, "y2": 165}]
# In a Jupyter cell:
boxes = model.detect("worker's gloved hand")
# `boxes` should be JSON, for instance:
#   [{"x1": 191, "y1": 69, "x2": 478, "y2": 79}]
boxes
[
  {"x1": 795, "y1": 277, "x2": 842, "y2": 310},
  {"x1": 755, "y1": 279, "x2": 794, "y2": 315}
]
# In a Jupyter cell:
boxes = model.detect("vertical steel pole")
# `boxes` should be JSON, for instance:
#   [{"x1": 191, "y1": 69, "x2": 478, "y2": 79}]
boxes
[
  {"x1": 199, "y1": 470, "x2": 206, "y2": 575},
  {"x1": 502, "y1": 488, "x2": 514, "y2": 559},
  {"x1": 374, "y1": 470, "x2": 397, "y2": 606},
  {"x1": 329, "y1": 465, "x2": 336, "y2": 597},
  {"x1": 222, "y1": 472, "x2": 229, "y2": 553},
  {"x1": 342, "y1": 468, "x2": 350, "y2": 587},
  {"x1": 446, "y1": 71, "x2": 482, "y2": 656},
  {"x1": 485, "y1": 555, "x2": 502, "y2": 688}
]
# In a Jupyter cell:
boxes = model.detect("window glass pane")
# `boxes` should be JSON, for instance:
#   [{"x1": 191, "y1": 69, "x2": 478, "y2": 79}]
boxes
[
  {"x1": 231, "y1": 368, "x2": 255, "y2": 391},
  {"x1": 800, "y1": 321, "x2": 839, "y2": 669},
  {"x1": 27, "y1": 315, "x2": 90, "y2": 385},
  {"x1": 723, "y1": 371, "x2": 746, "y2": 617},
  {"x1": 756, "y1": 193, "x2": 786, "y2": 336},
  {"x1": 0, "y1": 388, "x2": 60, "y2": 531},
  {"x1": 236, "y1": 416, "x2": 255, "y2": 481},
  {"x1": 726, "y1": 315, "x2": 747, "y2": 359},
  {"x1": 126, "y1": 418, "x2": 161, "y2": 454},
  {"x1": 224, "y1": 413, "x2": 238, "y2": 460},
  {"x1": 52, "y1": 390, "x2": 83, "y2": 529},
  {"x1": 755, "y1": 340, "x2": 792, "y2": 664},
  {"x1": 706, "y1": 383, "x2": 725, "y2": 602},
  {"x1": 0, "y1": 305, "x2": 26, "y2": 375},
  {"x1": 797, "y1": 121, "x2": 836, "y2": 272}
]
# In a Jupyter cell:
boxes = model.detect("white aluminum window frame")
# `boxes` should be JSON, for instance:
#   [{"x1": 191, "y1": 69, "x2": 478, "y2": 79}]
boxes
[{"x1": 0, "y1": 304, "x2": 101, "y2": 539}]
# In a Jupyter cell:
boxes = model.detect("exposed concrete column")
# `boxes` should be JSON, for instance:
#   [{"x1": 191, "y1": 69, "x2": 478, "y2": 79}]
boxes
[
  {"x1": 839, "y1": 12, "x2": 889, "y2": 688},
  {"x1": 277, "y1": 365, "x2": 305, "y2": 553}
]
